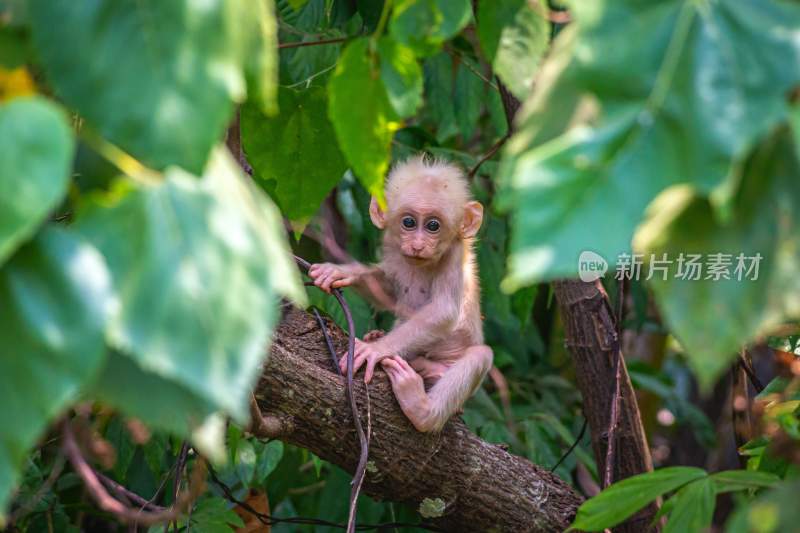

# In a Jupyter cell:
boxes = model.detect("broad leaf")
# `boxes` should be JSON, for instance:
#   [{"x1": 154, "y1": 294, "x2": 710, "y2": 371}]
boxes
[
  {"x1": 378, "y1": 37, "x2": 423, "y2": 119},
  {"x1": 328, "y1": 38, "x2": 398, "y2": 205},
  {"x1": 241, "y1": 86, "x2": 347, "y2": 224},
  {"x1": 453, "y1": 59, "x2": 484, "y2": 141},
  {"x1": 0, "y1": 97, "x2": 73, "y2": 264},
  {"x1": 663, "y1": 478, "x2": 715, "y2": 533},
  {"x1": 637, "y1": 133, "x2": 800, "y2": 388},
  {"x1": 255, "y1": 440, "x2": 284, "y2": 484},
  {"x1": 500, "y1": 0, "x2": 800, "y2": 288},
  {"x1": 29, "y1": 0, "x2": 275, "y2": 173},
  {"x1": 0, "y1": 227, "x2": 111, "y2": 515},
  {"x1": 710, "y1": 470, "x2": 780, "y2": 494},
  {"x1": 423, "y1": 52, "x2": 459, "y2": 143},
  {"x1": 389, "y1": 0, "x2": 471, "y2": 56},
  {"x1": 569, "y1": 466, "x2": 706, "y2": 531},
  {"x1": 477, "y1": 0, "x2": 549, "y2": 100},
  {"x1": 75, "y1": 147, "x2": 303, "y2": 421}
]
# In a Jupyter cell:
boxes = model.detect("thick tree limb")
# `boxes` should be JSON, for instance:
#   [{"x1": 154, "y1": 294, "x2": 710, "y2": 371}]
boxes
[{"x1": 254, "y1": 308, "x2": 583, "y2": 532}]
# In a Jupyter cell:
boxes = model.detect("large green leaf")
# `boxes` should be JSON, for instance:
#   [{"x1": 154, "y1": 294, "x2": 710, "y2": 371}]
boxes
[
  {"x1": 453, "y1": 59, "x2": 484, "y2": 141},
  {"x1": 637, "y1": 133, "x2": 800, "y2": 388},
  {"x1": 241, "y1": 86, "x2": 347, "y2": 224},
  {"x1": 569, "y1": 466, "x2": 706, "y2": 531},
  {"x1": 500, "y1": 0, "x2": 800, "y2": 288},
  {"x1": 328, "y1": 38, "x2": 398, "y2": 205},
  {"x1": 423, "y1": 52, "x2": 459, "y2": 143},
  {"x1": 75, "y1": 147, "x2": 303, "y2": 422},
  {"x1": 389, "y1": 0, "x2": 471, "y2": 56},
  {"x1": 0, "y1": 227, "x2": 111, "y2": 517},
  {"x1": 0, "y1": 97, "x2": 73, "y2": 264},
  {"x1": 477, "y1": 0, "x2": 549, "y2": 100},
  {"x1": 378, "y1": 37, "x2": 423, "y2": 119},
  {"x1": 663, "y1": 477, "x2": 715, "y2": 533},
  {"x1": 28, "y1": 0, "x2": 275, "y2": 174}
]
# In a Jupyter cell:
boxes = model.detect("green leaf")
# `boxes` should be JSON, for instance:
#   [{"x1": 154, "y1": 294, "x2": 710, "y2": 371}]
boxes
[
  {"x1": 378, "y1": 37, "x2": 423, "y2": 119},
  {"x1": 422, "y1": 52, "x2": 458, "y2": 143},
  {"x1": 569, "y1": 466, "x2": 707, "y2": 531},
  {"x1": 663, "y1": 478, "x2": 715, "y2": 533},
  {"x1": 235, "y1": 440, "x2": 256, "y2": 486},
  {"x1": 0, "y1": 227, "x2": 111, "y2": 516},
  {"x1": 328, "y1": 38, "x2": 398, "y2": 205},
  {"x1": 453, "y1": 59, "x2": 484, "y2": 141},
  {"x1": 0, "y1": 26, "x2": 30, "y2": 68},
  {"x1": 500, "y1": 0, "x2": 800, "y2": 288},
  {"x1": 241, "y1": 86, "x2": 347, "y2": 224},
  {"x1": 710, "y1": 470, "x2": 780, "y2": 494},
  {"x1": 28, "y1": 0, "x2": 275, "y2": 173},
  {"x1": 188, "y1": 497, "x2": 244, "y2": 533},
  {"x1": 75, "y1": 147, "x2": 303, "y2": 422},
  {"x1": 637, "y1": 133, "x2": 800, "y2": 388},
  {"x1": 0, "y1": 97, "x2": 73, "y2": 264},
  {"x1": 390, "y1": 0, "x2": 471, "y2": 56},
  {"x1": 254, "y1": 440, "x2": 283, "y2": 484},
  {"x1": 477, "y1": 0, "x2": 549, "y2": 100}
]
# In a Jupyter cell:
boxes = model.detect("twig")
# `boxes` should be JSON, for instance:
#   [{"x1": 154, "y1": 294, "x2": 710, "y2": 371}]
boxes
[
  {"x1": 7, "y1": 453, "x2": 66, "y2": 525},
  {"x1": 312, "y1": 307, "x2": 343, "y2": 376},
  {"x1": 97, "y1": 473, "x2": 163, "y2": 511},
  {"x1": 468, "y1": 133, "x2": 510, "y2": 178},
  {"x1": 278, "y1": 37, "x2": 347, "y2": 49},
  {"x1": 738, "y1": 350, "x2": 765, "y2": 393},
  {"x1": 166, "y1": 442, "x2": 190, "y2": 532},
  {"x1": 550, "y1": 418, "x2": 588, "y2": 473},
  {"x1": 294, "y1": 255, "x2": 369, "y2": 533},
  {"x1": 62, "y1": 421, "x2": 206, "y2": 526}
]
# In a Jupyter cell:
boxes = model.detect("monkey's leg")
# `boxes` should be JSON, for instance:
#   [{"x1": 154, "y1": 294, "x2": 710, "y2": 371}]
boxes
[{"x1": 383, "y1": 345, "x2": 492, "y2": 432}]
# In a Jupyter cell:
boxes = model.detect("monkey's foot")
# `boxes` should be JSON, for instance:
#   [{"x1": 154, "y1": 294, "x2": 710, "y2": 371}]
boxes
[
  {"x1": 381, "y1": 357, "x2": 436, "y2": 432},
  {"x1": 362, "y1": 329, "x2": 385, "y2": 342}
]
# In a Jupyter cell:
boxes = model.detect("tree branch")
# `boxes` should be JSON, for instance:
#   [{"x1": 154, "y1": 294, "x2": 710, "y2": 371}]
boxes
[{"x1": 254, "y1": 308, "x2": 583, "y2": 532}]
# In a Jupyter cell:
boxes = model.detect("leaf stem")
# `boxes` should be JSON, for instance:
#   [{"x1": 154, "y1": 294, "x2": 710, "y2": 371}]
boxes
[
  {"x1": 371, "y1": 0, "x2": 394, "y2": 44},
  {"x1": 78, "y1": 128, "x2": 161, "y2": 185}
]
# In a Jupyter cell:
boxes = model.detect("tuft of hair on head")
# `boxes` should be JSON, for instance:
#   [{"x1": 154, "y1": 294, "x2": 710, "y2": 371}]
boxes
[{"x1": 384, "y1": 155, "x2": 471, "y2": 218}]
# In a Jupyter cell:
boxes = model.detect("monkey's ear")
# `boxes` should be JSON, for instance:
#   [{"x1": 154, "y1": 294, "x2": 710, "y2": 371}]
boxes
[
  {"x1": 369, "y1": 197, "x2": 386, "y2": 229},
  {"x1": 461, "y1": 201, "x2": 484, "y2": 238}
]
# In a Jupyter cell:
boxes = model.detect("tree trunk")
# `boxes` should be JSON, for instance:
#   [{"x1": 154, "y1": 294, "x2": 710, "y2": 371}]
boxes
[
  {"x1": 553, "y1": 280, "x2": 658, "y2": 532},
  {"x1": 496, "y1": 79, "x2": 658, "y2": 532},
  {"x1": 253, "y1": 307, "x2": 583, "y2": 532}
]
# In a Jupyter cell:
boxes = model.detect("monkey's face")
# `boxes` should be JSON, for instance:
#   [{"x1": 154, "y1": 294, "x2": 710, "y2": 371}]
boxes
[{"x1": 388, "y1": 207, "x2": 455, "y2": 264}]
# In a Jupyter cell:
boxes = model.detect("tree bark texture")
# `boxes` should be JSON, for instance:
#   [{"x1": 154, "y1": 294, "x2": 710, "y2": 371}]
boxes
[
  {"x1": 553, "y1": 280, "x2": 658, "y2": 532},
  {"x1": 254, "y1": 307, "x2": 583, "y2": 532}
]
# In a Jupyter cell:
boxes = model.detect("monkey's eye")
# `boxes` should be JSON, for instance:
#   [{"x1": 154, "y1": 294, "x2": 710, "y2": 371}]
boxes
[
  {"x1": 401, "y1": 216, "x2": 416, "y2": 230},
  {"x1": 425, "y1": 219, "x2": 441, "y2": 233}
]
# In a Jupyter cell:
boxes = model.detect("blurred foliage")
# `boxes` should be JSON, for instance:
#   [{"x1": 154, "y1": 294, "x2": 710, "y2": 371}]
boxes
[{"x1": 0, "y1": 0, "x2": 799, "y2": 531}]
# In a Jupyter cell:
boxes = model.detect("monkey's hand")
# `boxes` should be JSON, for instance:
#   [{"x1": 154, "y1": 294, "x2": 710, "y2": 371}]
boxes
[
  {"x1": 308, "y1": 263, "x2": 355, "y2": 294},
  {"x1": 338, "y1": 338, "x2": 396, "y2": 383}
]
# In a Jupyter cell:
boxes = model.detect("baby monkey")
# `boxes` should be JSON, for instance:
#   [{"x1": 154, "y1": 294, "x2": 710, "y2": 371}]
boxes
[{"x1": 309, "y1": 156, "x2": 492, "y2": 432}]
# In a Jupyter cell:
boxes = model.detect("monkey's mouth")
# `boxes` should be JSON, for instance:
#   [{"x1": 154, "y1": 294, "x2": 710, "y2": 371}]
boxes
[{"x1": 404, "y1": 253, "x2": 430, "y2": 262}]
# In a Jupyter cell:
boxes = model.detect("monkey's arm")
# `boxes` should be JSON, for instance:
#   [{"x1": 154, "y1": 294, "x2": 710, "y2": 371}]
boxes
[{"x1": 308, "y1": 262, "x2": 395, "y2": 310}]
